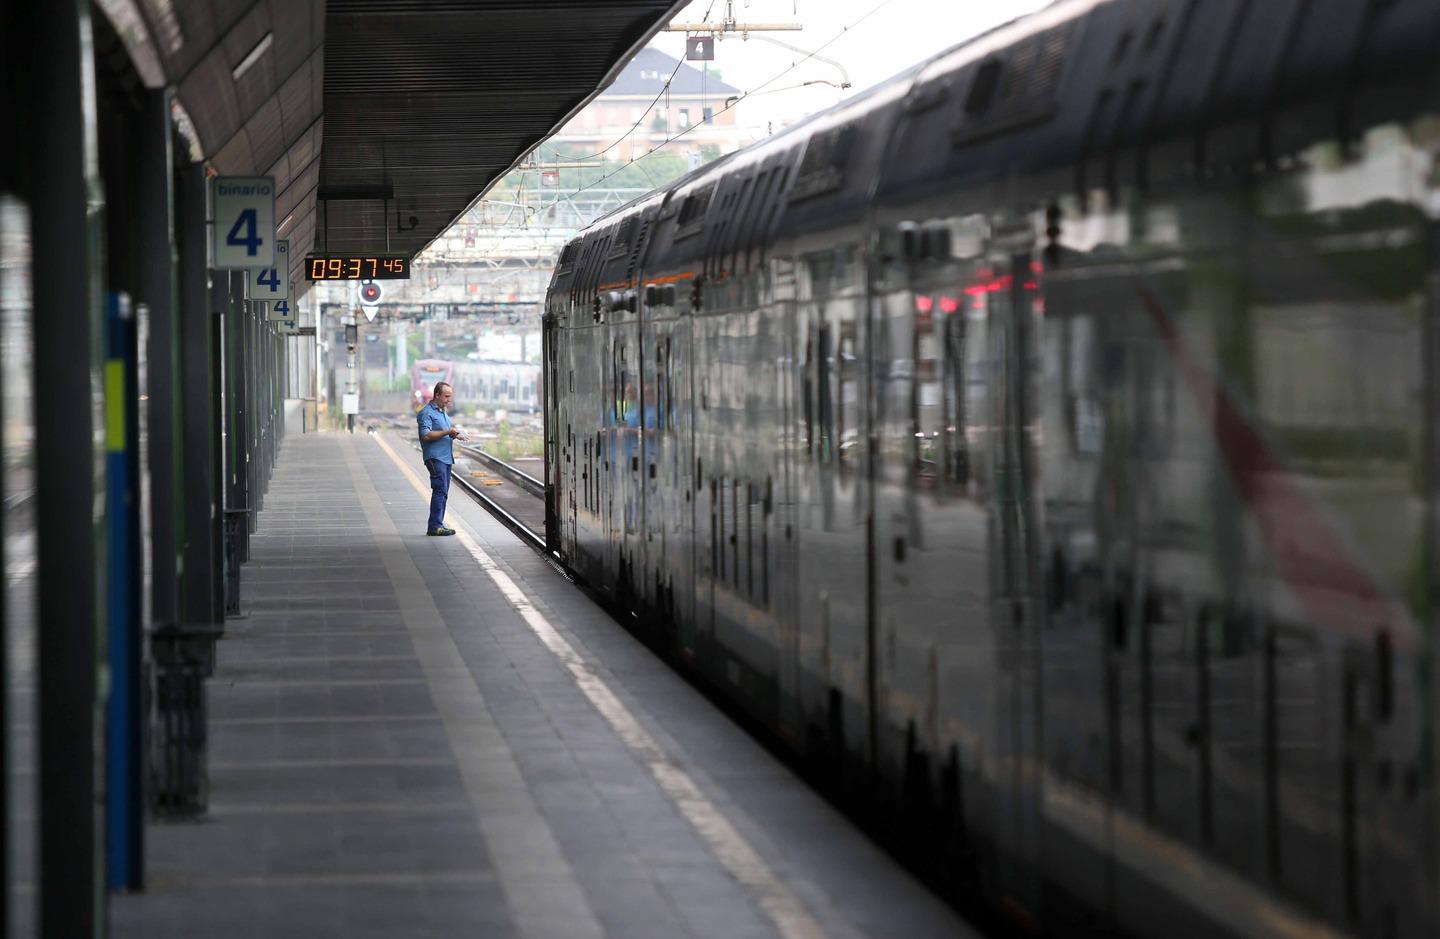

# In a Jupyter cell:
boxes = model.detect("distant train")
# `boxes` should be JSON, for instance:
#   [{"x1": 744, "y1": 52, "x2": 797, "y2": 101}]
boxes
[
  {"x1": 544, "y1": 1, "x2": 1440, "y2": 937},
  {"x1": 450, "y1": 360, "x2": 541, "y2": 414},
  {"x1": 411, "y1": 358, "x2": 453, "y2": 410}
]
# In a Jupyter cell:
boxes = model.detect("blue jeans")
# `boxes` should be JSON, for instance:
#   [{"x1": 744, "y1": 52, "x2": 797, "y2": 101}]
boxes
[{"x1": 425, "y1": 459, "x2": 452, "y2": 531}]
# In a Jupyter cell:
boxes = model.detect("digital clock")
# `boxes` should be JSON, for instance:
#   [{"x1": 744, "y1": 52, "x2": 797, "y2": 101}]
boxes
[{"x1": 304, "y1": 255, "x2": 410, "y2": 280}]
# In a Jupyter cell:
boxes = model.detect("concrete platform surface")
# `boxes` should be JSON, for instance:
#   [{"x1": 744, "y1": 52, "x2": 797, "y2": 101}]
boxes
[{"x1": 111, "y1": 432, "x2": 978, "y2": 939}]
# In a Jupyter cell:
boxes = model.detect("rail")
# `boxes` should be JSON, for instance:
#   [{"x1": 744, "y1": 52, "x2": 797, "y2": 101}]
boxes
[
  {"x1": 450, "y1": 471, "x2": 547, "y2": 554},
  {"x1": 457, "y1": 444, "x2": 544, "y2": 498}
]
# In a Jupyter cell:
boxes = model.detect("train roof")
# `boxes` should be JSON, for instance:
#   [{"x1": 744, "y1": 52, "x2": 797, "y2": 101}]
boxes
[{"x1": 554, "y1": 0, "x2": 1440, "y2": 282}]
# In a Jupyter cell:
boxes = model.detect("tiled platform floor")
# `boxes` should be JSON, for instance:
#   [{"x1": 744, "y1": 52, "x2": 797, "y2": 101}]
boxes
[{"x1": 110, "y1": 432, "x2": 976, "y2": 939}]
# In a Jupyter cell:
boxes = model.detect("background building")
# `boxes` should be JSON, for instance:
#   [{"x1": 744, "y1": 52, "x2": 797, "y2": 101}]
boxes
[{"x1": 550, "y1": 48, "x2": 745, "y2": 163}]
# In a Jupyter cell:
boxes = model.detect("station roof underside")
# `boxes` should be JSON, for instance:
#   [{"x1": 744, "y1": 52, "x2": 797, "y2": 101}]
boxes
[{"x1": 99, "y1": 0, "x2": 683, "y2": 293}]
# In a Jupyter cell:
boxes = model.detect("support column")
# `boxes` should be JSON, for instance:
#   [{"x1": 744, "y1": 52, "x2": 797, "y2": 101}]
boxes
[
  {"x1": 210, "y1": 286, "x2": 226, "y2": 626},
  {"x1": 178, "y1": 163, "x2": 220, "y2": 628},
  {"x1": 25, "y1": 0, "x2": 103, "y2": 932},
  {"x1": 225, "y1": 274, "x2": 244, "y2": 512},
  {"x1": 247, "y1": 296, "x2": 260, "y2": 517},
  {"x1": 140, "y1": 89, "x2": 180, "y2": 627}
]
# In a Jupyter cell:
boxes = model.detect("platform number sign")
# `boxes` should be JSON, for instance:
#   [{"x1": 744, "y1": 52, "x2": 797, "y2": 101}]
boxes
[
  {"x1": 210, "y1": 176, "x2": 276, "y2": 269},
  {"x1": 248, "y1": 240, "x2": 290, "y2": 301},
  {"x1": 686, "y1": 35, "x2": 714, "y2": 61},
  {"x1": 265, "y1": 296, "x2": 294, "y2": 322}
]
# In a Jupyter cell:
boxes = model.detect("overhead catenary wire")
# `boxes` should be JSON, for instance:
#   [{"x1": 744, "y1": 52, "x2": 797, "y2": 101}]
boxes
[
  {"x1": 542, "y1": 0, "x2": 722, "y2": 165},
  {"x1": 562, "y1": 0, "x2": 896, "y2": 199}
]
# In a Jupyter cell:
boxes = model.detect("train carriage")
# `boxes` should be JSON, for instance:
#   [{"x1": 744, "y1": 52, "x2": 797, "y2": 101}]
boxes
[{"x1": 543, "y1": 1, "x2": 1440, "y2": 935}]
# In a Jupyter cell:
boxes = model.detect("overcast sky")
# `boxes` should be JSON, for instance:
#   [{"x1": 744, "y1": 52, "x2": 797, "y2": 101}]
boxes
[{"x1": 643, "y1": 0, "x2": 1052, "y2": 139}]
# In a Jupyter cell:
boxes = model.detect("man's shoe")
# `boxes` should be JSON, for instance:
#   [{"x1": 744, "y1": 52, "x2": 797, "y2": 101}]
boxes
[{"x1": 427, "y1": 527, "x2": 456, "y2": 536}]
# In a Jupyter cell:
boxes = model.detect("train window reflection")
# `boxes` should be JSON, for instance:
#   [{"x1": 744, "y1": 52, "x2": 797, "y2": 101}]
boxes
[
  {"x1": 944, "y1": 311, "x2": 970, "y2": 485},
  {"x1": 817, "y1": 323, "x2": 834, "y2": 462},
  {"x1": 837, "y1": 322, "x2": 859, "y2": 466},
  {"x1": 913, "y1": 303, "x2": 942, "y2": 481}
]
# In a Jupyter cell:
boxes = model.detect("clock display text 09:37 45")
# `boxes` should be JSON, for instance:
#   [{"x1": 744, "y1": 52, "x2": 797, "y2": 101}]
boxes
[{"x1": 304, "y1": 255, "x2": 410, "y2": 280}]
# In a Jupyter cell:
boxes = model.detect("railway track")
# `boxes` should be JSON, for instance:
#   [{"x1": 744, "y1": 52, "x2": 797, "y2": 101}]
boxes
[
  {"x1": 450, "y1": 469, "x2": 547, "y2": 554},
  {"x1": 457, "y1": 444, "x2": 543, "y2": 498}
]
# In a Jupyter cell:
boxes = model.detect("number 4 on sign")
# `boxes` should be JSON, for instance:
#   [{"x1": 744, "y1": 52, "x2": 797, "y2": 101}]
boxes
[
  {"x1": 226, "y1": 208, "x2": 263, "y2": 256},
  {"x1": 257, "y1": 267, "x2": 280, "y2": 290},
  {"x1": 274, "y1": 300, "x2": 289, "y2": 317}
]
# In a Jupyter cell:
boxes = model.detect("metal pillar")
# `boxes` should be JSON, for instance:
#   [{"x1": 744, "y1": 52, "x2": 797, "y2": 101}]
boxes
[
  {"x1": 178, "y1": 164, "x2": 220, "y2": 628},
  {"x1": 225, "y1": 272, "x2": 250, "y2": 558},
  {"x1": 271, "y1": 325, "x2": 282, "y2": 465},
  {"x1": 141, "y1": 89, "x2": 180, "y2": 628},
  {"x1": 210, "y1": 292, "x2": 226, "y2": 627},
  {"x1": 247, "y1": 296, "x2": 261, "y2": 519},
  {"x1": 26, "y1": 0, "x2": 103, "y2": 932}
]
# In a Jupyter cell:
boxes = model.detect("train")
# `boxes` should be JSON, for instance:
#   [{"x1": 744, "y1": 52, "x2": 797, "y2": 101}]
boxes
[
  {"x1": 411, "y1": 358, "x2": 454, "y2": 410},
  {"x1": 542, "y1": 1, "x2": 1438, "y2": 936},
  {"x1": 450, "y1": 360, "x2": 542, "y2": 414}
]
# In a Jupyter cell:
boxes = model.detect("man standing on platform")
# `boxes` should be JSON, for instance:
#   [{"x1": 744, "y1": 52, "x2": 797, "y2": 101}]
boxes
[{"x1": 417, "y1": 381, "x2": 467, "y2": 536}]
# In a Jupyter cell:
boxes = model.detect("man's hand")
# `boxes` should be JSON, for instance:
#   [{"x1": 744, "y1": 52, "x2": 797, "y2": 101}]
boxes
[{"x1": 448, "y1": 427, "x2": 461, "y2": 438}]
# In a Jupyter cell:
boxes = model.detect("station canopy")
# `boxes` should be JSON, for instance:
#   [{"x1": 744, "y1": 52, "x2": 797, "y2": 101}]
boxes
[{"x1": 98, "y1": 0, "x2": 684, "y2": 294}]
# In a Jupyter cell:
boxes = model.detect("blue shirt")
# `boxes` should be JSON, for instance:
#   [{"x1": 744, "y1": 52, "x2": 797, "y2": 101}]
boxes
[{"x1": 417, "y1": 402, "x2": 454, "y2": 464}]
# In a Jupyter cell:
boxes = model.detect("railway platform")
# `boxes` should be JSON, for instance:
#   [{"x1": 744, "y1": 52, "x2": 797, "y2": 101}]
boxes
[{"x1": 110, "y1": 431, "x2": 975, "y2": 939}]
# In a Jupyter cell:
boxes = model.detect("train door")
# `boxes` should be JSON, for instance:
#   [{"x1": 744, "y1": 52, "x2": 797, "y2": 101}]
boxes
[
  {"x1": 668, "y1": 309, "x2": 697, "y2": 656},
  {"x1": 640, "y1": 316, "x2": 670, "y2": 627},
  {"x1": 621, "y1": 320, "x2": 644, "y2": 609},
  {"x1": 870, "y1": 220, "x2": 1000, "y2": 860},
  {"x1": 692, "y1": 307, "x2": 719, "y2": 649},
  {"x1": 774, "y1": 279, "x2": 802, "y2": 738},
  {"x1": 607, "y1": 328, "x2": 630, "y2": 601},
  {"x1": 543, "y1": 312, "x2": 560, "y2": 549},
  {"x1": 992, "y1": 243, "x2": 1045, "y2": 914},
  {"x1": 790, "y1": 245, "x2": 871, "y2": 769}
]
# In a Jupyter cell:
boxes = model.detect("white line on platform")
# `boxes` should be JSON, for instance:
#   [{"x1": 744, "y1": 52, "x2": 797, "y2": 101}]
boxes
[{"x1": 372, "y1": 433, "x2": 829, "y2": 939}]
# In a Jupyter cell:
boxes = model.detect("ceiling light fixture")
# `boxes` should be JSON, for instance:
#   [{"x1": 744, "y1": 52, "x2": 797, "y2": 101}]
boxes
[{"x1": 231, "y1": 32, "x2": 273, "y2": 80}]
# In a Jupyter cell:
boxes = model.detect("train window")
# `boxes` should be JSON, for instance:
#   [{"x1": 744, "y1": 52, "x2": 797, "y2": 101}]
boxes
[
  {"x1": 816, "y1": 323, "x2": 834, "y2": 463},
  {"x1": 624, "y1": 217, "x2": 651, "y2": 282},
  {"x1": 1111, "y1": 29, "x2": 1133, "y2": 64},
  {"x1": 1061, "y1": 315, "x2": 1103, "y2": 456},
  {"x1": 913, "y1": 301, "x2": 943, "y2": 482},
  {"x1": 611, "y1": 339, "x2": 619, "y2": 422},
  {"x1": 675, "y1": 185, "x2": 714, "y2": 239},
  {"x1": 943, "y1": 310, "x2": 969, "y2": 485},
  {"x1": 1143, "y1": 18, "x2": 1165, "y2": 54},
  {"x1": 964, "y1": 60, "x2": 1003, "y2": 116},
  {"x1": 704, "y1": 187, "x2": 733, "y2": 277},
  {"x1": 715, "y1": 477, "x2": 725, "y2": 582},
  {"x1": 720, "y1": 175, "x2": 755, "y2": 276},
  {"x1": 801, "y1": 329, "x2": 816, "y2": 456},
  {"x1": 954, "y1": 26, "x2": 1070, "y2": 146},
  {"x1": 745, "y1": 481, "x2": 755, "y2": 598},
  {"x1": 558, "y1": 241, "x2": 579, "y2": 273},
  {"x1": 836, "y1": 321, "x2": 858, "y2": 468},
  {"x1": 759, "y1": 166, "x2": 789, "y2": 266},
  {"x1": 762, "y1": 477, "x2": 772, "y2": 607},
  {"x1": 610, "y1": 216, "x2": 638, "y2": 257},
  {"x1": 733, "y1": 168, "x2": 770, "y2": 273},
  {"x1": 790, "y1": 124, "x2": 855, "y2": 202},
  {"x1": 654, "y1": 340, "x2": 667, "y2": 432},
  {"x1": 619, "y1": 345, "x2": 634, "y2": 428},
  {"x1": 731, "y1": 477, "x2": 740, "y2": 590}
]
